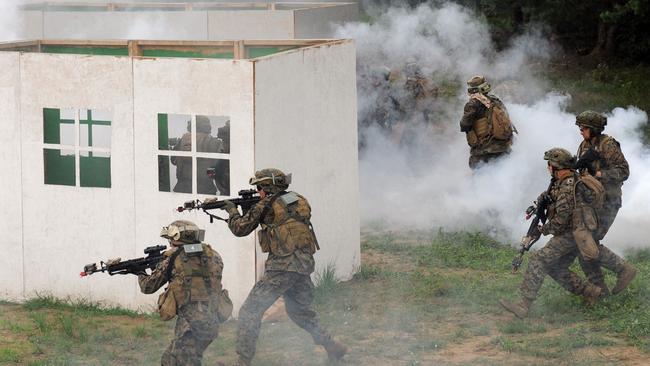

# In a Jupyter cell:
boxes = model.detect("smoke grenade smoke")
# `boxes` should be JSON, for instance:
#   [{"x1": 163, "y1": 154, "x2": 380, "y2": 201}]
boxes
[{"x1": 335, "y1": 3, "x2": 650, "y2": 250}]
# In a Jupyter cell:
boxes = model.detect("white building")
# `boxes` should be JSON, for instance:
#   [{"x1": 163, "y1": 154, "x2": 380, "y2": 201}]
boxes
[
  {"x1": 0, "y1": 39, "x2": 359, "y2": 312},
  {"x1": 17, "y1": 2, "x2": 359, "y2": 40}
]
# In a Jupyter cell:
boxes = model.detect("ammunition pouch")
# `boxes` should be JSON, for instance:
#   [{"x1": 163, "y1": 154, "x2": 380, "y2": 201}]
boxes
[
  {"x1": 259, "y1": 228, "x2": 272, "y2": 253},
  {"x1": 473, "y1": 116, "x2": 490, "y2": 139},
  {"x1": 572, "y1": 205, "x2": 600, "y2": 261},
  {"x1": 157, "y1": 286, "x2": 178, "y2": 321},
  {"x1": 466, "y1": 130, "x2": 479, "y2": 147},
  {"x1": 216, "y1": 288, "x2": 233, "y2": 323}
]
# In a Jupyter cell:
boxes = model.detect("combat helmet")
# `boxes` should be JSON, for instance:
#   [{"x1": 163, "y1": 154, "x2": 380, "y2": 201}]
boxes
[
  {"x1": 249, "y1": 168, "x2": 292, "y2": 194},
  {"x1": 467, "y1": 75, "x2": 491, "y2": 94},
  {"x1": 544, "y1": 148, "x2": 576, "y2": 170},
  {"x1": 160, "y1": 220, "x2": 205, "y2": 245},
  {"x1": 575, "y1": 111, "x2": 607, "y2": 134}
]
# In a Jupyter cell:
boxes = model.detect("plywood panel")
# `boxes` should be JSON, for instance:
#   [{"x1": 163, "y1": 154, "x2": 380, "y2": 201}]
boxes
[
  {"x1": 0, "y1": 53, "x2": 24, "y2": 300},
  {"x1": 132, "y1": 57, "x2": 256, "y2": 312},
  {"x1": 294, "y1": 3, "x2": 358, "y2": 39},
  {"x1": 208, "y1": 10, "x2": 294, "y2": 40},
  {"x1": 18, "y1": 53, "x2": 137, "y2": 307},
  {"x1": 43, "y1": 11, "x2": 208, "y2": 40},
  {"x1": 253, "y1": 40, "x2": 360, "y2": 280}
]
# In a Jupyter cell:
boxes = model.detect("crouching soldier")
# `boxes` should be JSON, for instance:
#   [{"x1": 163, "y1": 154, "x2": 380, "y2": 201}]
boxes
[
  {"x1": 218, "y1": 168, "x2": 348, "y2": 366},
  {"x1": 138, "y1": 220, "x2": 232, "y2": 366},
  {"x1": 500, "y1": 148, "x2": 603, "y2": 318}
]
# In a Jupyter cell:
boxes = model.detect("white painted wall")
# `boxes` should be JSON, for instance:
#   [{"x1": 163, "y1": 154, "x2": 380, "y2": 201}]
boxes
[
  {"x1": 207, "y1": 10, "x2": 294, "y2": 40},
  {"x1": 294, "y1": 3, "x2": 358, "y2": 39},
  {"x1": 253, "y1": 40, "x2": 360, "y2": 280},
  {"x1": 0, "y1": 53, "x2": 23, "y2": 300},
  {"x1": 132, "y1": 57, "x2": 257, "y2": 312},
  {"x1": 18, "y1": 53, "x2": 137, "y2": 306},
  {"x1": 43, "y1": 11, "x2": 208, "y2": 40},
  {"x1": 16, "y1": 5, "x2": 357, "y2": 40}
]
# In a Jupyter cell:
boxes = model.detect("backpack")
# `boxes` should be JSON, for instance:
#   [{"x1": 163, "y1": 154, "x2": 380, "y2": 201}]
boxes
[
  {"x1": 487, "y1": 98, "x2": 515, "y2": 140},
  {"x1": 469, "y1": 94, "x2": 516, "y2": 142},
  {"x1": 572, "y1": 173, "x2": 606, "y2": 261}
]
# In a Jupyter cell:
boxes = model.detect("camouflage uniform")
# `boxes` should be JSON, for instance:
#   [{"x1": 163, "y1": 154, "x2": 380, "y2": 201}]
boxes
[
  {"x1": 139, "y1": 240, "x2": 224, "y2": 366},
  {"x1": 576, "y1": 132, "x2": 631, "y2": 293},
  {"x1": 520, "y1": 174, "x2": 597, "y2": 301},
  {"x1": 225, "y1": 193, "x2": 336, "y2": 365},
  {"x1": 459, "y1": 78, "x2": 512, "y2": 169}
]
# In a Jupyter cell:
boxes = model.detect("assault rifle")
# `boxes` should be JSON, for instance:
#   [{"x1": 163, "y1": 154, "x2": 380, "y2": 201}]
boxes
[
  {"x1": 177, "y1": 189, "x2": 261, "y2": 223},
  {"x1": 575, "y1": 147, "x2": 600, "y2": 175},
  {"x1": 511, "y1": 179, "x2": 555, "y2": 273},
  {"x1": 80, "y1": 245, "x2": 167, "y2": 277}
]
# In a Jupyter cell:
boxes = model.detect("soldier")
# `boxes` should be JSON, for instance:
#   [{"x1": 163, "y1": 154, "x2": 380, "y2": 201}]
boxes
[
  {"x1": 499, "y1": 148, "x2": 603, "y2": 318},
  {"x1": 218, "y1": 168, "x2": 347, "y2": 366},
  {"x1": 460, "y1": 75, "x2": 515, "y2": 169},
  {"x1": 138, "y1": 220, "x2": 231, "y2": 366},
  {"x1": 171, "y1": 116, "x2": 223, "y2": 194},
  {"x1": 575, "y1": 111, "x2": 636, "y2": 295}
]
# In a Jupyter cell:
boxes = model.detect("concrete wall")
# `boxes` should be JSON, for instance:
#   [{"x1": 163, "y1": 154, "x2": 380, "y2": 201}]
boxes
[
  {"x1": 253, "y1": 40, "x2": 360, "y2": 280},
  {"x1": 0, "y1": 53, "x2": 23, "y2": 300},
  {"x1": 294, "y1": 3, "x2": 358, "y2": 39},
  {"x1": 132, "y1": 57, "x2": 257, "y2": 312}
]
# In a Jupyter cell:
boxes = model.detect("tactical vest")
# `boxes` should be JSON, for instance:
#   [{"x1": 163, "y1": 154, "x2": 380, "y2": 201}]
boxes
[
  {"x1": 258, "y1": 192, "x2": 319, "y2": 257},
  {"x1": 466, "y1": 94, "x2": 515, "y2": 147},
  {"x1": 577, "y1": 134, "x2": 615, "y2": 175},
  {"x1": 165, "y1": 243, "x2": 223, "y2": 306}
]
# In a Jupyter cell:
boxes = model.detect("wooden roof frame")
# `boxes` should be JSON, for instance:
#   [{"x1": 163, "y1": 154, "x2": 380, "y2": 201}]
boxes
[{"x1": 0, "y1": 39, "x2": 342, "y2": 60}]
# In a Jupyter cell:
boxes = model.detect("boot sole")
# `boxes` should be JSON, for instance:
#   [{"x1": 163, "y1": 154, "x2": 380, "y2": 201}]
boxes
[{"x1": 612, "y1": 268, "x2": 637, "y2": 294}]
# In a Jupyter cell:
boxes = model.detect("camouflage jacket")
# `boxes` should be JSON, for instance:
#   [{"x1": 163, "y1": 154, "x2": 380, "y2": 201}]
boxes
[
  {"x1": 138, "y1": 244, "x2": 224, "y2": 296},
  {"x1": 541, "y1": 174, "x2": 596, "y2": 236},
  {"x1": 226, "y1": 195, "x2": 315, "y2": 275},
  {"x1": 459, "y1": 95, "x2": 511, "y2": 155},
  {"x1": 577, "y1": 134, "x2": 629, "y2": 197}
]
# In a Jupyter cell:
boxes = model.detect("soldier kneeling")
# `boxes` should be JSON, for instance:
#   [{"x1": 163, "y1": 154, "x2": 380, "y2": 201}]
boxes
[{"x1": 139, "y1": 220, "x2": 232, "y2": 366}]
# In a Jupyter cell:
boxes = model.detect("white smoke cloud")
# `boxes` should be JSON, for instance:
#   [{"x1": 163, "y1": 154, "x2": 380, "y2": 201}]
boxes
[{"x1": 336, "y1": 3, "x2": 650, "y2": 251}]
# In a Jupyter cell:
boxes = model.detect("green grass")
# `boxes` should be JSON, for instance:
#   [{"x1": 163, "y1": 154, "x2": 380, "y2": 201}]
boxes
[
  {"x1": 23, "y1": 294, "x2": 142, "y2": 317},
  {"x1": 1, "y1": 230, "x2": 649, "y2": 365}
]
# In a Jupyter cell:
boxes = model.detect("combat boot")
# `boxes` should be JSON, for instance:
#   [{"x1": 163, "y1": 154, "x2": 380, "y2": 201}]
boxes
[
  {"x1": 612, "y1": 264, "x2": 637, "y2": 294},
  {"x1": 499, "y1": 298, "x2": 533, "y2": 319},
  {"x1": 582, "y1": 283, "x2": 602, "y2": 306},
  {"x1": 323, "y1": 339, "x2": 348, "y2": 362}
]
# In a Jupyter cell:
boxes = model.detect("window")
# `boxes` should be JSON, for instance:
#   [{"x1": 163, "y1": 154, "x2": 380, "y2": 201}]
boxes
[
  {"x1": 43, "y1": 108, "x2": 111, "y2": 188},
  {"x1": 157, "y1": 114, "x2": 230, "y2": 196}
]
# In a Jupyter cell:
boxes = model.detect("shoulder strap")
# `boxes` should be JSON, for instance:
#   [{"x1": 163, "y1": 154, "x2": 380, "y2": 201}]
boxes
[
  {"x1": 260, "y1": 191, "x2": 287, "y2": 222},
  {"x1": 165, "y1": 248, "x2": 183, "y2": 281}
]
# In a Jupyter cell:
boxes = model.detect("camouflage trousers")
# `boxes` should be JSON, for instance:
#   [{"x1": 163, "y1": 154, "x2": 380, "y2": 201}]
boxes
[
  {"x1": 578, "y1": 196, "x2": 627, "y2": 294},
  {"x1": 520, "y1": 234, "x2": 590, "y2": 301},
  {"x1": 236, "y1": 271, "x2": 333, "y2": 364},
  {"x1": 468, "y1": 151, "x2": 509, "y2": 170},
  {"x1": 161, "y1": 301, "x2": 220, "y2": 366}
]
